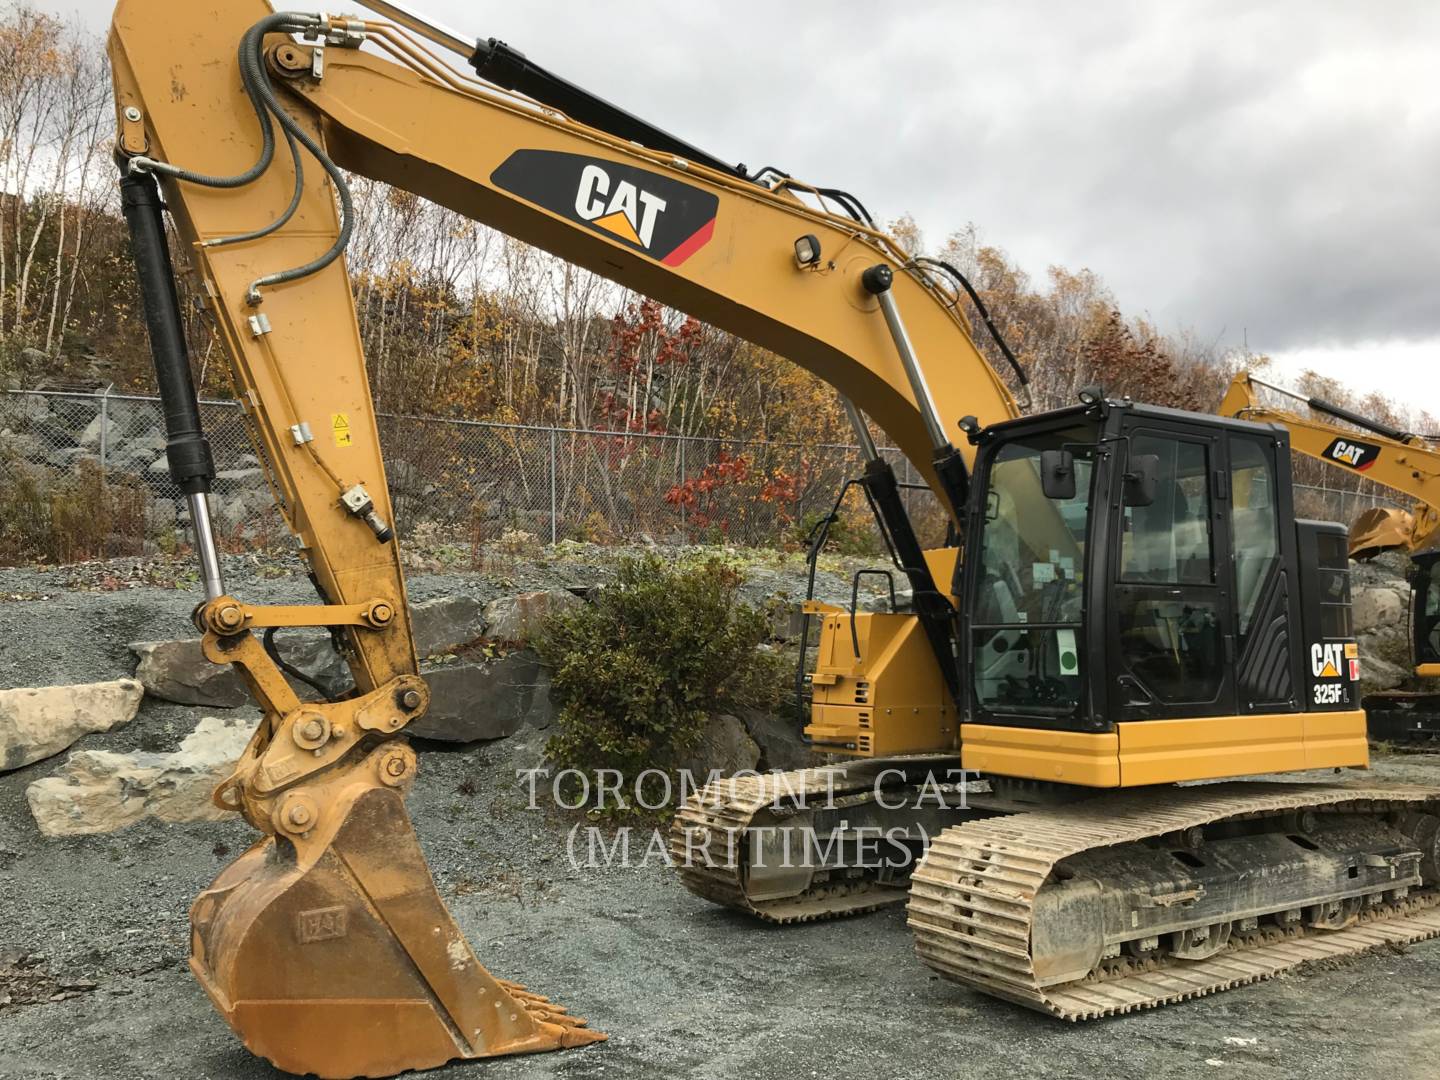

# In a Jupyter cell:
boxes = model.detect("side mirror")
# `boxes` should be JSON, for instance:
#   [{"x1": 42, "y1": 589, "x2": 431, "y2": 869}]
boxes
[
  {"x1": 1124, "y1": 453, "x2": 1159, "y2": 507},
  {"x1": 1040, "y1": 449, "x2": 1076, "y2": 500}
]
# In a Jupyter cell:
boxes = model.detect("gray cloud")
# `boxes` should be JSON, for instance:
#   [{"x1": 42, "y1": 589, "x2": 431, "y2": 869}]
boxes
[{"x1": 67, "y1": 0, "x2": 1440, "y2": 354}]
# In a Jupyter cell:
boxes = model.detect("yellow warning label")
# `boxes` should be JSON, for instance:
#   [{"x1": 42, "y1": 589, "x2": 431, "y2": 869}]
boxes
[
  {"x1": 1319, "y1": 660, "x2": 1340, "y2": 678},
  {"x1": 1344, "y1": 643, "x2": 1358, "y2": 659},
  {"x1": 331, "y1": 412, "x2": 352, "y2": 447}
]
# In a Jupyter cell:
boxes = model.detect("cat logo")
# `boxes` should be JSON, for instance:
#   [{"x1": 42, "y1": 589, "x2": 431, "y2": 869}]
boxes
[
  {"x1": 491, "y1": 150, "x2": 718, "y2": 267},
  {"x1": 1321, "y1": 436, "x2": 1381, "y2": 472},
  {"x1": 574, "y1": 164, "x2": 666, "y2": 248},
  {"x1": 1310, "y1": 642, "x2": 1346, "y2": 679}
]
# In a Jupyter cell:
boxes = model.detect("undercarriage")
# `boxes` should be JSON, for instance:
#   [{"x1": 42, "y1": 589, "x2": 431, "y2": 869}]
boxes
[{"x1": 673, "y1": 763, "x2": 1440, "y2": 1017}]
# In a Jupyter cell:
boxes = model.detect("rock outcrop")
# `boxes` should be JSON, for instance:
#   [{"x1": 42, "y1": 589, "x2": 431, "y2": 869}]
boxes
[{"x1": 0, "y1": 679, "x2": 143, "y2": 773}]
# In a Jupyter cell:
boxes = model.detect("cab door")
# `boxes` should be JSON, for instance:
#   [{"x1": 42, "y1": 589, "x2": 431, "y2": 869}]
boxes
[
  {"x1": 1226, "y1": 432, "x2": 1299, "y2": 712},
  {"x1": 1107, "y1": 422, "x2": 1238, "y2": 721}
]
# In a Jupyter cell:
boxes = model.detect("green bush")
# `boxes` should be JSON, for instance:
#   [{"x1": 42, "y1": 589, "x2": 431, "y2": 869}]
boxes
[
  {"x1": 536, "y1": 555, "x2": 783, "y2": 809},
  {"x1": 789, "y1": 505, "x2": 886, "y2": 558}
]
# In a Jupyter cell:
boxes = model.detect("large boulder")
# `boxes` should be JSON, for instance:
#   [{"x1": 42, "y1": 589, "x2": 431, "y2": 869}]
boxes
[
  {"x1": 108, "y1": 398, "x2": 161, "y2": 438},
  {"x1": 0, "y1": 428, "x2": 45, "y2": 463},
  {"x1": 26, "y1": 715, "x2": 258, "y2": 837},
  {"x1": 1359, "y1": 654, "x2": 1410, "y2": 698},
  {"x1": 113, "y1": 431, "x2": 165, "y2": 466},
  {"x1": 412, "y1": 594, "x2": 488, "y2": 657},
  {"x1": 408, "y1": 652, "x2": 542, "y2": 743},
  {"x1": 525, "y1": 665, "x2": 558, "y2": 730},
  {"x1": 659, "y1": 713, "x2": 760, "y2": 779},
  {"x1": 273, "y1": 633, "x2": 349, "y2": 699},
  {"x1": 1352, "y1": 585, "x2": 1409, "y2": 631},
  {"x1": 0, "y1": 679, "x2": 143, "y2": 773},
  {"x1": 483, "y1": 589, "x2": 583, "y2": 645},
  {"x1": 130, "y1": 639, "x2": 248, "y2": 708},
  {"x1": 3, "y1": 392, "x2": 50, "y2": 423},
  {"x1": 738, "y1": 707, "x2": 812, "y2": 771},
  {"x1": 212, "y1": 466, "x2": 265, "y2": 492},
  {"x1": 77, "y1": 413, "x2": 119, "y2": 450}
]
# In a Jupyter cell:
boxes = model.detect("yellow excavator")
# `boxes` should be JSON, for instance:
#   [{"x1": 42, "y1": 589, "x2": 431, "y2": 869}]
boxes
[
  {"x1": 108, "y1": 1, "x2": 1440, "y2": 1075},
  {"x1": 1220, "y1": 372, "x2": 1440, "y2": 741}
]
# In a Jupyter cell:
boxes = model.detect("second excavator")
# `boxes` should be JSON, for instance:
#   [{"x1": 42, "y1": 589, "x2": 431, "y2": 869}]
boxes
[
  {"x1": 1220, "y1": 372, "x2": 1440, "y2": 741},
  {"x1": 108, "y1": 0, "x2": 1440, "y2": 1075}
]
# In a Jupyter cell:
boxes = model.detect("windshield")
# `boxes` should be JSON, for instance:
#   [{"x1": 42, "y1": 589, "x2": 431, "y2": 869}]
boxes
[{"x1": 972, "y1": 424, "x2": 1096, "y2": 719}]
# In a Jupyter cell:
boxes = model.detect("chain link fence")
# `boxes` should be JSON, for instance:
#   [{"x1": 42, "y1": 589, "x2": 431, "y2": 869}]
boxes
[
  {"x1": 0, "y1": 388, "x2": 1407, "y2": 566},
  {"x1": 0, "y1": 389, "x2": 926, "y2": 563}
]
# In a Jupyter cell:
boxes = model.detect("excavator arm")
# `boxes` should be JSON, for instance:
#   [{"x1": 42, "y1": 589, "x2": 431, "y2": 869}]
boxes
[
  {"x1": 1220, "y1": 371, "x2": 1440, "y2": 557},
  {"x1": 105, "y1": 2, "x2": 1021, "y2": 1075}
]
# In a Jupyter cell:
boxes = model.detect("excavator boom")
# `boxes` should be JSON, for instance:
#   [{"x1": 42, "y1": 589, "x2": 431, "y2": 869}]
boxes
[{"x1": 1219, "y1": 371, "x2": 1440, "y2": 557}]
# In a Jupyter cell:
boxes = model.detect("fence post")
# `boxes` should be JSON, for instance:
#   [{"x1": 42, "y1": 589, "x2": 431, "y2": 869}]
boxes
[
  {"x1": 549, "y1": 427, "x2": 558, "y2": 544},
  {"x1": 679, "y1": 437, "x2": 687, "y2": 529},
  {"x1": 98, "y1": 383, "x2": 113, "y2": 482}
]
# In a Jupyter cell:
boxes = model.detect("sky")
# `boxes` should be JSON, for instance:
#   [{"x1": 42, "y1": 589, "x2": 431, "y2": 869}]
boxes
[{"x1": 55, "y1": 0, "x2": 1440, "y2": 405}]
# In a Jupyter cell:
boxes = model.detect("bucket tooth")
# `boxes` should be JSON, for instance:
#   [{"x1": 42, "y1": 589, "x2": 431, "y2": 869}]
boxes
[{"x1": 190, "y1": 782, "x2": 604, "y2": 1078}]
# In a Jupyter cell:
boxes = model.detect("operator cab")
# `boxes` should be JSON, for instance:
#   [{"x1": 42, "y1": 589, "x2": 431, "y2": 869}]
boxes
[{"x1": 961, "y1": 397, "x2": 1360, "y2": 736}]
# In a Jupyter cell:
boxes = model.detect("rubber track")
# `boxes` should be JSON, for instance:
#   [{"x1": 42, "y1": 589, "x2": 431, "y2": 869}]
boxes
[
  {"x1": 908, "y1": 781, "x2": 1440, "y2": 1019},
  {"x1": 670, "y1": 766, "x2": 910, "y2": 923}
]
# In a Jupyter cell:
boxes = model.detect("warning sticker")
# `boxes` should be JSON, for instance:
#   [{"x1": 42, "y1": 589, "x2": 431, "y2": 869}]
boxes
[
  {"x1": 1344, "y1": 643, "x2": 1358, "y2": 659},
  {"x1": 331, "y1": 413, "x2": 352, "y2": 447}
]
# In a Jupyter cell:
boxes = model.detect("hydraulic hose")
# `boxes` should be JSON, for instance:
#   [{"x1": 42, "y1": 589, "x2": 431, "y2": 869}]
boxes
[
  {"x1": 125, "y1": 11, "x2": 354, "y2": 304},
  {"x1": 126, "y1": 12, "x2": 314, "y2": 188},
  {"x1": 914, "y1": 256, "x2": 1030, "y2": 403},
  {"x1": 203, "y1": 127, "x2": 305, "y2": 249}
]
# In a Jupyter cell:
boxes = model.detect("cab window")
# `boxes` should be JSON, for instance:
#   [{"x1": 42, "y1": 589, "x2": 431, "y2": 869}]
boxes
[
  {"x1": 1229, "y1": 438, "x2": 1280, "y2": 642},
  {"x1": 971, "y1": 424, "x2": 1095, "y2": 720},
  {"x1": 1120, "y1": 437, "x2": 1212, "y2": 584},
  {"x1": 1114, "y1": 434, "x2": 1224, "y2": 707}
]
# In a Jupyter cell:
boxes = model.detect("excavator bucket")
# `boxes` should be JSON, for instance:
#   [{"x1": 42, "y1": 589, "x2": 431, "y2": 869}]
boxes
[
  {"x1": 190, "y1": 769, "x2": 603, "y2": 1078},
  {"x1": 1349, "y1": 505, "x2": 1414, "y2": 560}
]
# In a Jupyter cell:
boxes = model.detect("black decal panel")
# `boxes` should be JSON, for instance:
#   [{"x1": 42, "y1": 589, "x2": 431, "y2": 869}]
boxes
[
  {"x1": 1320, "y1": 436, "x2": 1382, "y2": 471},
  {"x1": 491, "y1": 149, "x2": 718, "y2": 267}
]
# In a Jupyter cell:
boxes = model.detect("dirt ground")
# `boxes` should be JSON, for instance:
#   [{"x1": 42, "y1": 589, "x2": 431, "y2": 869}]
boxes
[{"x1": 2, "y1": 551, "x2": 1440, "y2": 1080}]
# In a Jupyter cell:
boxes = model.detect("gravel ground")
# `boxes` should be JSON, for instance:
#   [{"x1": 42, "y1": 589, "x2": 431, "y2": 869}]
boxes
[{"x1": 2, "y1": 549, "x2": 1440, "y2": 1079}]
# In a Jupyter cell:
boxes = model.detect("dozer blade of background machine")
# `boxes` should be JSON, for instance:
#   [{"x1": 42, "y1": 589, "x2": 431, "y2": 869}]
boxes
[{"x1": 190, "y1": 744, "x2": 603, "y2": 1079}]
